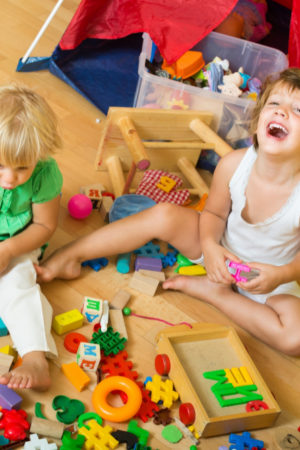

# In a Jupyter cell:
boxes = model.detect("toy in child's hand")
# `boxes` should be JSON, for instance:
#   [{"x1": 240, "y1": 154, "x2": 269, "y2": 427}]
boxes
[
  {"x1": 68, "y1": 194, "x2": 93, "y2": 219},
  {"x1": 226, "y1": 259, "x2": 260, "y2": 283}
]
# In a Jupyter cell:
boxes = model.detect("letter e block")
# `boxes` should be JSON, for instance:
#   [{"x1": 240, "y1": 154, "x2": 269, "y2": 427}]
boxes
[{"x1": 77, "y1": 342, "x2": 101, "y2": 372}]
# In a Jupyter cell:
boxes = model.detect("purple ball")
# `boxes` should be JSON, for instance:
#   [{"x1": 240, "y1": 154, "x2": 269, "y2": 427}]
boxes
[{"x1": 68, "y1": 194, "x2": 93, "y2": 219}]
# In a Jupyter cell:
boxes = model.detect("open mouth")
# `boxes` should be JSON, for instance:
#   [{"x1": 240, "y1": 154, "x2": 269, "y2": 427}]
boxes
[{"x1": 267, "y1": 122, "x2": 288, "y2": 139}]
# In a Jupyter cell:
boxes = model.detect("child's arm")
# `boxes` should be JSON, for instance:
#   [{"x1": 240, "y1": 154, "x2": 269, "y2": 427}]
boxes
[
  {"x1": 200, "y1": 150, "x2": 246, "y2": 284},
  {"x1": 0, "y1": 195, "x2": 60, "y2": 273}
]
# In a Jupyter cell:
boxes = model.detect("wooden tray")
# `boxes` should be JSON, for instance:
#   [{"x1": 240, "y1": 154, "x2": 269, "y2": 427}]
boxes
[{"x1": 156, "y1": 323, "x2": 281, "y2": 437}]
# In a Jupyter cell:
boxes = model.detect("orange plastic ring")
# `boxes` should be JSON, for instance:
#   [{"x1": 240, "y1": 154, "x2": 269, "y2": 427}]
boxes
[{"x1": 92, "y1": 376, "x2": 142, "y2": 422}]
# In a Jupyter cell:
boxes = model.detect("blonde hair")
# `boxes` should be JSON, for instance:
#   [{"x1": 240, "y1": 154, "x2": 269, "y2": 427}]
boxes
[
  {"x1": 250, "y1": 68, "x2": 300, "y2": 148},
  {"x1": 0, "y1": 84, "x2": 62, "y2": 166}
]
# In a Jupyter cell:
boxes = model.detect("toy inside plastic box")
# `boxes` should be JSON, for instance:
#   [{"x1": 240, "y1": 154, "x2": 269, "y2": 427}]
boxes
[{"x1": 134, "y1": 32, "x2": 288, "y2": 148}]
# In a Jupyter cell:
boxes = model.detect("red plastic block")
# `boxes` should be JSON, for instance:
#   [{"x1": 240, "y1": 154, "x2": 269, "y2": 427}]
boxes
[{"x1": 100, "y1": 350, "x2": 139, "y2": 381}]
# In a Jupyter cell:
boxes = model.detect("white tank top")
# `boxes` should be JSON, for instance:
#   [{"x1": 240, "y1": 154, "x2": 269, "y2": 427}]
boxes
[{"x1": 221, "y1": 146, "x2": 300, "y2": 265}]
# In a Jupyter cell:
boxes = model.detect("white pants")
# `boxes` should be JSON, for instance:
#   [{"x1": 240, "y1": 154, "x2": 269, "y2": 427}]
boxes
[{"x1": 0, "y1": 249, "x2": 57, "y2": 358}]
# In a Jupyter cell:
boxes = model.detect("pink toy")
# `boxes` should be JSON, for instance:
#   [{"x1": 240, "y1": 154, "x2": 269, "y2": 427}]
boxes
[
  {"x1": 228, "y1": 260, "x2": 251, "y2": 283},
  {"x1": 68, "y1": 194, "x2": 93, "y2": 220}
]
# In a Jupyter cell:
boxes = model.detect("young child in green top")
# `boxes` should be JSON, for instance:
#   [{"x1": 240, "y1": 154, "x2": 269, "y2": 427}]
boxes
[{"x1": 0, "y1": 84, "x2": 63, "y2": 390}]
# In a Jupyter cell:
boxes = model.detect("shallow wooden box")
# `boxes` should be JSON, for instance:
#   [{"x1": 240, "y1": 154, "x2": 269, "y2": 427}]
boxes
[{"x1": 156, "y1": 323, "x2": 281, "y2": 437}]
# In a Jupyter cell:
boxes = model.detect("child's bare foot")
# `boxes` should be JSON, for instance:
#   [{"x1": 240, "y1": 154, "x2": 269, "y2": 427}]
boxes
[
  {"x1": 0, "y1": 351, "x2": 51, "y2": 390},
  {"x1": 35, "y1": 246, "x2": 82, "y2": 282},
  {"x1": 163, "y1": 274, "x2": 231, "y2": 304}
]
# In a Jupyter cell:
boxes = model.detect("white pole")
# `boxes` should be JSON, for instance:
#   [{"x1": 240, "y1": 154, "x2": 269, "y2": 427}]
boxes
[{"x1": 21, "y1": 0, "x2": 64, "y2": 63}]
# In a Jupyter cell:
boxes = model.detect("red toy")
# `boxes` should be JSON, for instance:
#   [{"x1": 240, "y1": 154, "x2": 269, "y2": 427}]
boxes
[{"x1": 0, "y1": 409, "x2": 30, "y2": 440}]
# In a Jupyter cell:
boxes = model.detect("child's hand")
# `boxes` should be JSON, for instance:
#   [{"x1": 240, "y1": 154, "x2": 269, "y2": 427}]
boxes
[
  {"x1": 236, "y1": 262, "x2": 281, "y2": 294},
  {"x1": 203, "y1": 244, "x2": 240, "y2": 285}
]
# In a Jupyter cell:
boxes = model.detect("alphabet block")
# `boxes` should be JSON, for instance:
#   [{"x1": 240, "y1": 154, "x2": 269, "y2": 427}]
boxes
[{"x1": 76, "y1": 342, "x2": 101, "y2": 372}]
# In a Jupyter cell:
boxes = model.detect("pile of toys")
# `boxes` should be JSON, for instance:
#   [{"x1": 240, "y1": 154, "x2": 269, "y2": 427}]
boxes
[{"x1": 146, "y1": 50, "x2": 262, "y2": 101}]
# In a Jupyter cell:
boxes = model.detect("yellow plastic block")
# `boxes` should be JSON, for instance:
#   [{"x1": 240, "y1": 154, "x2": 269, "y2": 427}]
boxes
[
  {"x1": 178, "y1": 265, "x2": 206, "y2": 276},
  {"x1": 146, "y1": 374, "x2": 178, "y2": 408},
  {"x1": 79, "y1": 419, "x2": 118, "y2": 449},
  {"x1": 156, "y1": 176, "x2": 176, "y2": 193},
  {"x1": 225, "y1": 366, "x2": 254, "y2": 388},
  {"x1": 0, "y1": 345, "x2": 18, "y2": 362},
  {"x1": 52, "y1": 309, "x2": 84, "y2": 335},
  {"x1": 61, "y1": 362, "x2": 90, "y2": 392}
]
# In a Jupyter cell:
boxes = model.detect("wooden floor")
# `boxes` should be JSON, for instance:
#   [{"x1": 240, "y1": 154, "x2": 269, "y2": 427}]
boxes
[{"x1": 1, "y1": 1, "x2": 300, "y2": 448}]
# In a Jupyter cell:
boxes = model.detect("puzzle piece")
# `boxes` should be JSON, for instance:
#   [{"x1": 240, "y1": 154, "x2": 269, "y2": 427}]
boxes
[
  {"x1": 78, "y1": 419, "x2": 118, "y2": 449},
  {"x1": 156, "y1": 176, "x2": 176, "y2": 193},
  {"x1": 136, "y1": 386, "x2": 160, "y2": 423},
  {"x1": 91, "y1": 326, "x2": 127, "y2": 356},
  {"x1": 24, "y1": 434, "x2": 57, "y2": 449},
  {"x1": 60, "y1": 430, "x2": 85, "y2": 449},
  {"x1": 229, "y1": 431, "x2": 264, "y2": 450},
  {"x1": 100, "y1": 350, "x2": 138, "y2": 380},
  {"x1": 146, "y1": 374, "x2": 179, "y2": 408},
  {"x1": 134, "y1": 241, "x2": 162, "y2": 258}
]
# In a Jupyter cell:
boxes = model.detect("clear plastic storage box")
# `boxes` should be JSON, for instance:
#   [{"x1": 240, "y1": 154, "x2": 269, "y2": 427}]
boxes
[{"x1": 134, "y1": 32, "x2": 288, "y2": 148}]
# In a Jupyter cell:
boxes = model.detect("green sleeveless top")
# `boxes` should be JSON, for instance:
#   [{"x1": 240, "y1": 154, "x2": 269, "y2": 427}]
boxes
[{"x1": 0, "y1": 158, "x2": 63, "y2": 241}]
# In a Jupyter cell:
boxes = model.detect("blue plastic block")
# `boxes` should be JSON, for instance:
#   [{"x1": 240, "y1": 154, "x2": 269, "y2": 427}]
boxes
[
  {"x1": 81, "y1": 257, "x2": 108, "y2": 271},
  {"x1": 229, "y1": 432, "x2": 264, "y2": 450}
]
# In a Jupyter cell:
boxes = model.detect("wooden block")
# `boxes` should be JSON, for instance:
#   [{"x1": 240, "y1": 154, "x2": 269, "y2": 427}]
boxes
[
  {"x1": 0, "y1": 353, "x2": 14, "y2": 374},
  {"x1": 0, "y1": 345, "x2": 18, "y2": 362},
  {"x1": 129, "y1": 271, "x2": 160, "y2": 296},
  {"x1": 110, "y1": 289, "x2": 131, "y2": 310},
  {"x1": 82, "y1": 297, "x2": 103, "y2": 324},
  {"x1": 139, "y1": 269, "x2": 166, "y2": 281},
  {"x1": 109, "y1": 309, "x2": 128, "y2": 339},
  {"x1": 80, "y1": 184, "x2": 104, "y2": 210},
  {"x1": 61, "y1": 362, "x2": 90, "y2": 391},
  {"x1": 76, "y1": 342, "x2": 101, "y2": 372},
  {"x1": 30, "y1": 417, "x2": 65, "y2": 439},
  {"x1": 99, "y1": 196, "x2": 114, "y2": 222}
]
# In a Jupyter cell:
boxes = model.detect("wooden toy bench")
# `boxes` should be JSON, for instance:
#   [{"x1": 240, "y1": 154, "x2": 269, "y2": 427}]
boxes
[{"x1": 95, "y1": 108, "x2": 233, "y2": 198}]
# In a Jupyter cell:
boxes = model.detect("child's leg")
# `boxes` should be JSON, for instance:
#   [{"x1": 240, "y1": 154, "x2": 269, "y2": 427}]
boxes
[
  {"x1": 37, "y1": 203, "x2": 202, "y2": 281},
  {"x1": 0, "y1": 251, "x2": 57, "y2": 389},
  {"x1": 163, "y1": 276, "x2": 300, "y2": 355}
]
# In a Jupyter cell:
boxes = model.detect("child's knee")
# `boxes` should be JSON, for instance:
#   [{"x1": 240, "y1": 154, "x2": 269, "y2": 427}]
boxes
[{"x1": 151, "y1": 203, "x2": 182, "y2": 235}]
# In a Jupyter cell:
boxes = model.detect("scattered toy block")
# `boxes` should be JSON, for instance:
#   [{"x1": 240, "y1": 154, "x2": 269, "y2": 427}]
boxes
[
  {"x1": 146, "y1": 374, "x2": 179, "y2": 408},
  {"x1": 138, "y1": 269, "x2": 166, "y2": 281},
  {"x1": 99, "y1": 196, "x2": 114, "y2": 222},
  {"x1": 30, "y1": 417, "x2": 65, "y2": 439},
  {"x1": 24, "y1": 433, "x2": 58, "y2": 449},
  {"x1": 178, "y1": 265, "x2": 206, "y2": 276},
  {"x1": 0, "y1": 353, "x2": 14, "y2": 376},
  {"x1": 77, "y1": 342, "x2": 101, "y2": 372},
  {"x1": 81, "y1": 257, "x2": 108, "y2": 271},
  {"x1": 135, "y1": 256, "x2": 162, "y2": 272},
  {"x1": 0, "y1": 345, "x2": 18, "y2": 363},
  {"x1": 116, "y1": 252, "x2": 132, "y2": 273},
  {"x1": 229, "y1": 431, "x2": 264, "y2": 450},
  {"x1": 0, "y1": 384, "x2": 22, "y2": 410},
  {"x1": 82, "y1": 297, "x2": 103, "y2": 324},
  {"x1": 127, "y1": 419, "x2": 150, "y2": 446},
  {"x1": 61, "y1": 362, "x2": 90, "y2": 391},
  {"x1": 52, "y1": 309, "x2": 84, "y2": 335},
  {"x1": 80, "y1": 183, "x2": 104, "y2": 210},
  {"x1": 110, "y1": 289, "x2": 131, "y2": 310},
  {"x1": 91, "y1": 326, "x2": 127, "y2": 356},
  {"x1": 129, "y1": 271, "x2": 160, "y2": 296},
  {"x1": 109, "y1": 309, "x2": 128, "y2": 339},
  {"x1": 156, "y1": 176, "x2": 177, "y2": 193},
  {"x1": 78, "y1": 419, "x2": 118, "y2": 449}
]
